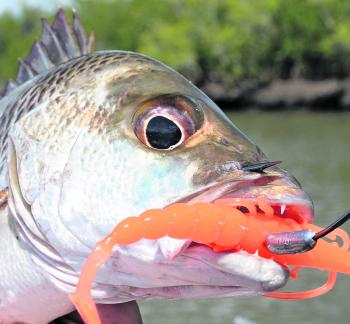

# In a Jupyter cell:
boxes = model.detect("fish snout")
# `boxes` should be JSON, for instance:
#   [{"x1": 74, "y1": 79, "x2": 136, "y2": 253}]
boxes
[{"x1": 218, "y1": 163, "x2": 314, "y2": 224}]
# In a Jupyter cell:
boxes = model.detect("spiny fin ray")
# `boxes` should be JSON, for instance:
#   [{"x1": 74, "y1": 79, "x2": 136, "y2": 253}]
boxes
[
  {"x1": 0, "y1": 8, "x2": 94, "y2": 99},
  {"x1": 16, "y1": 60, "x2": 36, "y2": 84},
  {"x1": 41, "y1": 18, "x2": 69, "y2": 63}
]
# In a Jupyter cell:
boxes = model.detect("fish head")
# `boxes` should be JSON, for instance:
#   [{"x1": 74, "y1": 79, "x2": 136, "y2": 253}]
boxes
[{"x1": 8, "y1": 51, "x2": 313, "y2": 302}]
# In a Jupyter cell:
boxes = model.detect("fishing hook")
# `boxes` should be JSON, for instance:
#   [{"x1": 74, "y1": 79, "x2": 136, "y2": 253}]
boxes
[{"x1": 242, "y1": 160, "x2": 282, "y2": 173}]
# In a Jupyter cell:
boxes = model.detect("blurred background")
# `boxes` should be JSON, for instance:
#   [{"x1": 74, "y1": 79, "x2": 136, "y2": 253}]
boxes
[
  {"x1": 3, "y1": 0, "x2": 350, "y2": 109},
  {"x1": 1, "y1": 1, "x2": 350, "y2": 323}
]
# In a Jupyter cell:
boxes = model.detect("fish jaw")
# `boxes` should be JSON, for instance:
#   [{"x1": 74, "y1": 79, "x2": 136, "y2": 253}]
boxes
[{"x1": 87, "y1": 243, "x2": 289, "y2": 302}]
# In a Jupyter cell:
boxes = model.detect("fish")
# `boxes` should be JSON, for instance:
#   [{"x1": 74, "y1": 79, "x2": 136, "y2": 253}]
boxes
[{"x1": 0, "y1": 9, "x2": 313, "y2": 323}]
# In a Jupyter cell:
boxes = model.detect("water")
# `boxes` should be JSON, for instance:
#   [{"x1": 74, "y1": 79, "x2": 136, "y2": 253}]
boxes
[{"x1": 139, "y1": 111, "x2": 350, "y2": 324}]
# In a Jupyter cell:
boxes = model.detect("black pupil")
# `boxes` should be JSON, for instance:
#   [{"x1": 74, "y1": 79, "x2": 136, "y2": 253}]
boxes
[{"x1": 146, "y1": 116, "x2": 182, "y2": 149}]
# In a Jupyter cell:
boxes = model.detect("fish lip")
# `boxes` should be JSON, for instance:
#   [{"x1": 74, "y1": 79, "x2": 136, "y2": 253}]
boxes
[
  {"x1": 171, "y1": 172, "x2": 313, "y2": 223},
  {"x1": 171, "y1": 173, "x2": 277, "y2": 205},
  {"x1": 214, "y1": 184, "x2": 314, "y2": 224}
]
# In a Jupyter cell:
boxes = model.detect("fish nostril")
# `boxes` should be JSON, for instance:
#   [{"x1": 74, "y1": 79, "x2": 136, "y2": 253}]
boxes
[{"x1": 216, "y1": 161, "x2": 241, "y2": 173}]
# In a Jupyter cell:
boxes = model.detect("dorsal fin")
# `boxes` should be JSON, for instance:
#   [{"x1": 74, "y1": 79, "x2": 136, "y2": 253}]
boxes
[{"x1": 0, "y1": 9, "x2": 94, "y2": 99}]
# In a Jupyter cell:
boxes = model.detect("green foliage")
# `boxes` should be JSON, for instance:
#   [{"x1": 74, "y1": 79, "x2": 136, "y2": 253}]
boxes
[{"x1": 1, "y1": 0, "x2": 350, "y2": 84}]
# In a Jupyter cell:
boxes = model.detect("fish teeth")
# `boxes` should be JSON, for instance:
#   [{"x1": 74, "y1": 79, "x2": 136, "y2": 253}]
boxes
[
  {"x1": 280, "y1": 204, "x2": 286, "y2": 215},
  {"x1": 158, "y1": 237, "x2": 191, "y2": 260}
]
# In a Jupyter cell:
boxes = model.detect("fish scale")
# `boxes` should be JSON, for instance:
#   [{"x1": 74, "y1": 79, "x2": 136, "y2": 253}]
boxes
[{"x1": 0, "y1": 9, "x2": 93, "y2": 192}]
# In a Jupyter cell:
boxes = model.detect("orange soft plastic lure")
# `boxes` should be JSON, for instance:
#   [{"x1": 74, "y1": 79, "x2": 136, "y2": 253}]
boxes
[{"x1": 70, "y1": 197, "x2": 350, "y2": 324}]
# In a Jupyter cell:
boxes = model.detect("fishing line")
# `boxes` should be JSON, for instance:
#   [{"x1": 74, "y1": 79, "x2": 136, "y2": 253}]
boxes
[{"x1": 313, "y1": 209, "x2": 350, "y2": 241}]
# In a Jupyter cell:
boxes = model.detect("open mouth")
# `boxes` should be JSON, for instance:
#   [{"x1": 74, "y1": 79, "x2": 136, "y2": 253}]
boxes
[
  {"x1": 160, "y1": 176, "x2": 314, "y2": 260},
  {"x1": 215, "y1": 190, "x2": 313, "y2": 224}
]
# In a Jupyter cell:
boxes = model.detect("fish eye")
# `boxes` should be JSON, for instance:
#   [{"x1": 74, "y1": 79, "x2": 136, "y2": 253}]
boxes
[
  {"x1": 134, "y1": 95, "x2": 203, "y2": 150},
  {"x1": 145, "y1": 115, "x2": 182, "y2": 149}
]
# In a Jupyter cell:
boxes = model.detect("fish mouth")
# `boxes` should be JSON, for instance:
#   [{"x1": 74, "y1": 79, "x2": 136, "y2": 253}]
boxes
[{"x1": 157, "y1": 170, "x2": 313, "y2": 294}]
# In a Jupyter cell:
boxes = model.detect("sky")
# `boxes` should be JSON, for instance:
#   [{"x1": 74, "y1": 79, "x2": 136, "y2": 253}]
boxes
[{"x1": 0, "y1": 0, "x2": 74, "y2": 15}]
